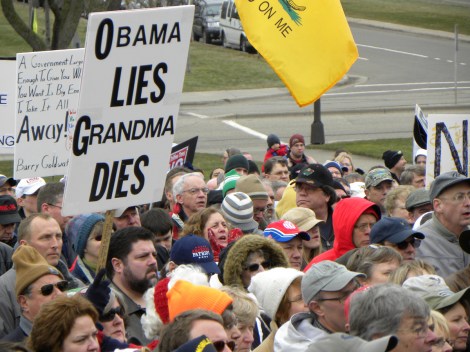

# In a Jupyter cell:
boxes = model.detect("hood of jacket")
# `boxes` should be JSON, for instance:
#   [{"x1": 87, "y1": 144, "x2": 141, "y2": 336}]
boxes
[
  {"x1": 306, "y1": 198, "x2": 380, "y2": 267},
  {"x1": 274, "y1": 312, "x2": 327, "y2": 352},
  {"x1": 223, "y1": 235, "x2": 289, "y2": 289}
]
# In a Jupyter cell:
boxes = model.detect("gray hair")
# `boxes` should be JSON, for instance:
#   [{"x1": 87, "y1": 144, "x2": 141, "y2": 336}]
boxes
[
  {"x1": 172, "y1": 172, "x2": 205, "y2": 197},
  {"x1": 271, "y1": 180, "x2": 288, "y2": 194},
  {"x1": 400, "y1": 165, "x2": 425, "y2": 185},
  {"x1": 349, "y1": 283, "x2": 430, "y2": 340}
]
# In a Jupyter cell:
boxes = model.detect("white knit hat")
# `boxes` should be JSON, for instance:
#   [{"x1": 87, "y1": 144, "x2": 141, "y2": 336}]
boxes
[{"x1": 248, "y1": 267, "x2": 303, "y2": 320}]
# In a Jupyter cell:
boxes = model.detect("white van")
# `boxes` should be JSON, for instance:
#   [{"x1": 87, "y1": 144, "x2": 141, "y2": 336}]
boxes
[{"x1": 219, "y1": 0, "x2": 255, "y2": 53}]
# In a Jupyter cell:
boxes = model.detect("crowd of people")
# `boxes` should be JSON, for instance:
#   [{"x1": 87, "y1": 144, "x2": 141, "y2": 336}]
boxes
[{"x1": 0, "y1": 131, "x2": 469, "y2": 352}]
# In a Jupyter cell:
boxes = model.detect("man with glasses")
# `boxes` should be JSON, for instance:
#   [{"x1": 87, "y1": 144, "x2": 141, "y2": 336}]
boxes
[
  {"x1": 416, "y1": 171, "x2": 470, "y2": 276},
  {"x1": 37, "y1": 182, "x2": 75, "y2": 267},
  {"x1": 0, "y1": 214, "x2": 80, "y2": 338},
  {"x1": 349, "y1": 283, "x2": 437, "y2": 352},
  {"x1": 370, "y1": 217, "x2": 425, "y2": 261},
  {"x1": 172, "y1": 173, "x2": 209, "y2": 236},
  {"x1": 305, "y1": 197, "x2": 381, "y2": 270},
  {"x1": 15, "y1": 177, "x2": 46, "y2": 219},
  {"x1": 294, "y1": 164, "x2": 337, "y2": 250},
  {"x1": 4, "y1": 245, "x2": 67, "y2": 342},
  {"x1": 263, "y1": 157, "x2": 289, "y2": 183},
  {"x1": 274, "y1": 261, "x2": 365, "y2": 351},
  {"x1": 0, "y1": 175, "x2": 16, "y2": 197},
  {"x1": 235, "y1": 175, "x2": 269, "y2": 230}
]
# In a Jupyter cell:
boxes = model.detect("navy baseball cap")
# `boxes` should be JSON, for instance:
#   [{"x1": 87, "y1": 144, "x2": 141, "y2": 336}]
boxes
[
  {"x1": 264, "y1": 220, "x2": 310, "y2": 243},
  {"x1": 170, "y1": 234, "x2": 220, "y2": 275},
  {"x1": 370, "y1": 217, "x2": 424, "y2": 244},
  {"x1": 0, "y1": 175, "x2": 16, "y2": 188}
]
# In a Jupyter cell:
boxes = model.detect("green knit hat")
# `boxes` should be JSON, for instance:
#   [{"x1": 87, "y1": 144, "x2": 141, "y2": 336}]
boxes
[{"x1": 223, "y1": 169, "x2": 241, "y2": 197}]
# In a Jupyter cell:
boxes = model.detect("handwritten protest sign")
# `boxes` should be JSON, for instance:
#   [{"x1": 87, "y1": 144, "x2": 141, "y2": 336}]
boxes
[
  {"x1": 0, "y1": 60, "x2": 16, "y2": 154},
  {"x1": 426, "y1": 114, "x2": 469, "y2": 186},
  {"x1": 14, "y1": 49, "x2": 84, "y2": 178},
  {"x1": 62, "y1": 6, "x2": 194, "y2": 216}
]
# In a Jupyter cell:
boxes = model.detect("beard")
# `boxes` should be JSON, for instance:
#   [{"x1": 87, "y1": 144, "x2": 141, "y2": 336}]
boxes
[{"x1": 123, "y1": 265, "x2": 157, "y2": 294}]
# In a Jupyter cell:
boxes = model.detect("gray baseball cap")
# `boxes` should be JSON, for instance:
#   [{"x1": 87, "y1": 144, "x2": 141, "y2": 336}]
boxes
[
  {"x1": 429, "y1": 171, "x2": 470, "y2": 200},
  {"x1": 306, "y1": 333, "x2": 398, "y2": 352},
  {"x1": 405, "y1": 189, "x2": 431, "y2": 211},
  {"x1": 301, "y1": 261, "x2": 366, "y2": 304},
  {"x1": 403, "y1": 275, "x2": 470, "y2": 310}
]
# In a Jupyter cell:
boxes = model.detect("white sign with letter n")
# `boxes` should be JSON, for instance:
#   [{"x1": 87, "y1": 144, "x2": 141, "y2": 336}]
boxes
[
  {"x1": 426, "y1": 114, "x2": 469, "y2": 186},
  {"x1": 63, "y1": 6, "x2": 194, "y2": 216}
]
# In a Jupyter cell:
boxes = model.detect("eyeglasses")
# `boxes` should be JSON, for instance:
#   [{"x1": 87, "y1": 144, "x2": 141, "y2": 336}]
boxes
[
  {"x1": 100, "y1": 306, "x2": 125, "y2": 322},
  {"x1": 433, "y1": 337, "x2": 451, "y2": 348},
  {"x1": 39, "y1": 280, "x2": 68, "y2": 296},
  {"x1": 46, "y1": 203, "x2": 63, "y2": 209},
  {"x1": 440, "y1": 191, "x2": 470, "y2": 204},
  {"x1": 397, "y1": 323, "x2": 428, "y2": 338},
  {"x1": 396, "y1": 238, "x2": 421, "y2": 250},
  {"x1": 244, "y1": 261, "x2": 271, "y2": 272},
  {"x1": 253, "y1": 207, "x2": 267, "y2": 214},
  {"x1": 182, "y1": 187, "x2": 209, "y2": 195},
  {"x1": 354, "y1": 222, "x2": 376, "y2": 232},
  {"x1": 212, "y1": 340, "x2": 236, "y2": 352},
  {"x1": 316, "y1": 281, "x2": 360, "y2": 305}
]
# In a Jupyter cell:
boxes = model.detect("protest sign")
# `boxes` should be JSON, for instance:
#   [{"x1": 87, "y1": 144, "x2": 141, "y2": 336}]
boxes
[
  {"x1": 170, "y1": 136, "x2": 198, "y2": 170},
  {"x1": 426, "y1": 114, "x2": 469, "y2": 186},
  {"x1": 14, "y1": 49, "x2": 84, "y2": 178},
  {"x1": 0, "y1": 60, "x2": 16, "y2": 153},
  {"x1": 62, "y1": 6, "x2": 194, "y2": 216}
]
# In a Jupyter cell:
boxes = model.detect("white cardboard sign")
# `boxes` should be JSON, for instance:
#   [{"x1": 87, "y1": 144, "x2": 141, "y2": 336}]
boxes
[
  {"x1": 63, "y1": 6, "x2": 194, "y2": 216},
  {"x1": 0, "y1": 60, "x2": 16, "y2": 154},
  {"x1": 14, "y1": 49, "x2": 84, "y2": 178},
  {"x1": 426, "y1": 114, "x2": 469, "y2": 186}
]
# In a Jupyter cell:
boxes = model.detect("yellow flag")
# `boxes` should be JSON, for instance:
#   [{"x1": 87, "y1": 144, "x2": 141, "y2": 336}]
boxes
[
  {"x1": 235, "y1": 0, "x2": 358, "y2": 107},
  {"x1": 32, "y1": 8, "x2": 38, "y2": 34}
]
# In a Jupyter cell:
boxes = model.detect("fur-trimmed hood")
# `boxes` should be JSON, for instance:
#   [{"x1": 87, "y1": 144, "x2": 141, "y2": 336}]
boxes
[{"x1": 223, "y1": 235, "x2": 289, "y2": 289}]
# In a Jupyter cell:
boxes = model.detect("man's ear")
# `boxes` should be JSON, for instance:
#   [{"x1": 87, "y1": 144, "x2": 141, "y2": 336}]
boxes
[
  {"x1": 111, "y1": 258, "x2": 123, "y2": 274},
  {"x1": 175, "y1": 193, "x2": 183, "y2": 205},
  {"x1": 18, "y1": 295, "x2": 29, "y2": 313},
  {"x1": 167, "y1": 261, "x2": 177, "y2": 273},
  {"x1": 309, "y1": 300, "x2": 325, "y2": 317}
]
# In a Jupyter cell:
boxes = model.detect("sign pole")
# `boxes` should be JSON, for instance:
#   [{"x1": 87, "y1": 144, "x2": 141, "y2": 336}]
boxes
[{"x1": 96, "y1": 209, "x2": 115, "y2": 272}]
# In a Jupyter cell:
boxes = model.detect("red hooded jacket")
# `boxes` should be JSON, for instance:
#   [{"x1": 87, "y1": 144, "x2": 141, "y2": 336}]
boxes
[{"x1": 304, "y1": 198, "x2": 381, "y2": 271}]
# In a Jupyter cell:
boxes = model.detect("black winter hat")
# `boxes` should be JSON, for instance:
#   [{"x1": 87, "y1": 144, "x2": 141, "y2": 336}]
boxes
[
  {"x1": 267, "y1": 134, "x2": 281, "y2": 148},
  {"x1": 225, "y1": 154, "x2": 249, "y2": 173},
  {"x1": 382, "y1": 150, "x2": 403, "y2": 169},
  {"x1": 248, "y1": 160, "x2": 260, "y2": 175}
]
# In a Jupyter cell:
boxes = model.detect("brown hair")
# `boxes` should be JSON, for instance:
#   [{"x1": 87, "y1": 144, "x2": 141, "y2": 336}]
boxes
[
  {"x1": 275, "y1": 277, "x2": 302, "y2": 326},
  {"x1": 28, "y1": 295, "x2": 98, "y2": 352},
  {"x1": 182, "y1": 208, "x2": 228, "y2": 238}
]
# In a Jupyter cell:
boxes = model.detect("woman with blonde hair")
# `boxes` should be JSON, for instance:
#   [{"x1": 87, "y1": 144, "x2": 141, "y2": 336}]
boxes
[
  {"x1": 430, "y1": 310, "x2": 452, "y2": 352},
  {"x1": 335, "y1": 152, "x2": 354, "y2": 175},
  {"x1": 281, "y1": 207, "x2": 323, "y2": 268},
  {"x1": 388, "y1": 259, "x2": 436, "y2": 285}
]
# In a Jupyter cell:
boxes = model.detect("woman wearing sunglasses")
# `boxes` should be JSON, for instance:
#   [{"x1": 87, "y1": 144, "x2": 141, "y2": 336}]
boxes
[
  {"x1": 28, "y1": 294, "x2": 100, "y2": 352},
  {"x1": 68, "y1": 213, "x2": 106, "y2": 285}
]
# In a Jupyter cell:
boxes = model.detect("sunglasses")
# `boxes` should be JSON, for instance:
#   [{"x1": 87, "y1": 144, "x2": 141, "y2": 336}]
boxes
[
  {"x1": 396, "y1": 238, "x2": 421, "y2": 250},
  {"x1": 100, "y1": 306, "x2": 125, "y2": 322},
  {"x1": 212, "y1": 340, "x2": 236, "y2": 352},
  {"x1": 244, "y1": 261, "x2": 271, "y2": 272},
  {"x1": 39, "y1": 280, "x2": 68, "y2": 296}
]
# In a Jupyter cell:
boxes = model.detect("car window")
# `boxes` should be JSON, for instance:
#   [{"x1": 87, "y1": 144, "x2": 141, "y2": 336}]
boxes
[{"x1": 221, "y1": 1, "x2": 228, "y2": 19}]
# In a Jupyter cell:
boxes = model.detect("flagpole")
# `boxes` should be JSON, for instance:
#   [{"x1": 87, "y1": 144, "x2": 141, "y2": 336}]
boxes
[{"x1": 311, "y1": 99, "x2": 325, "y2": 144}]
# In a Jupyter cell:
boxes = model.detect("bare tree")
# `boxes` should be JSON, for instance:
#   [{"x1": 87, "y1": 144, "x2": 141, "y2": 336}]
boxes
[{"x1": 1, "y1": 0, "x2": 121, "y2": 51}]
